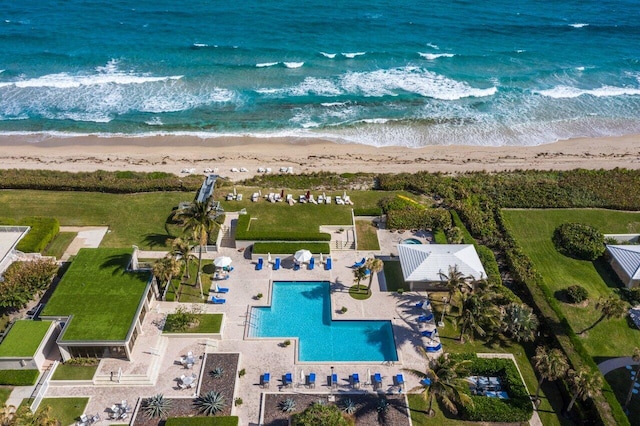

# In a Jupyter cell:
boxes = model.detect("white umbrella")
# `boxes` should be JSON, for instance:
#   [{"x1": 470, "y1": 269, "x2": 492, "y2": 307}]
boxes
[
  {"x1": 214, "y1": 256, "x2": 232, "y2": 268},
  {"x1": 294, "y1": 249, "x2": 312, "y2": 264}
]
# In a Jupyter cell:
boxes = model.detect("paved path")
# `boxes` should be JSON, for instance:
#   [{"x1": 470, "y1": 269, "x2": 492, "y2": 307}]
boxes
[
  {"x1": 59, "y1": 226, "x2": 109, "y2": 261},
  {"x1": 598, "y1": 357, "x2": 640, "y2": 375}
]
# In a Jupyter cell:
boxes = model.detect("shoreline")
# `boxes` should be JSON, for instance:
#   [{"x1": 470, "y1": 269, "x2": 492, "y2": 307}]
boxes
[{"x1": 0, "y1": 133, "x2": 638, "y2": 180}]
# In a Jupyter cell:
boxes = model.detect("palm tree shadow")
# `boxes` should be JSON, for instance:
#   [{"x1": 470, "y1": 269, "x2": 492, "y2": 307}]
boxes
[
  {"x1": 101, "y1": 253, "x2": 134, "y2": 274},
  {"x1": 143, "y1": 233, "x2": 174, "y2": 249}
]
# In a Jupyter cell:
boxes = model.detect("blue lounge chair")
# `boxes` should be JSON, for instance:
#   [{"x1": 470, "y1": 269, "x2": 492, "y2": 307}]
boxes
[
  {"x1": 256, "y1": 257, "x2": 263, "y2": 271},
  {"x1": 309, "y1": 257, "x2": 315, "y2": 270},
  {"x1": 351, "y1": 373, "x2": 360, "y2": 388},
  {"x1": 416, "y1": 299, "x2": 430, "y2": 308},
  {"x1": 331, "y1": 373, "x2": 338, "y2": 388},
  {"x1": 284, "y1": 372, "x2": 293, "y2": 387},
  {"x1": 421, "y1": 377, "x2": 432, "y2": 386},
  {"x1": 373, "y1": 373, "x2": 382, "y2": 389},
  {"x1": 421, "y1": 329, "x2": 437, "y2": 338},
  {"x1": 395, "y1": 374, "x2": 405, "y2": 390},
  {"x1": 325, "y1": 257, "x2": 332, "y2": 270},
  {"x1": 352, "y1": 257, "x2": 366, "y2": 268},
  {"x1": 364, "y1": 268, "x2": 371, "y2": 277},
  {"x1": 209, "y1": 296, "x2": 226, "y2": 304},
  {"x1": 274, "y1": 258, "x2": 281, "y2": 270},
  {"x1": 293, "y1": 262, "x2": 300, "y2": 271},
  {"x1": 417, "y1": 313, "x2": 434, "y2": 322},
  {"x1": 262, "y1": 372, "x2": 270, "y2": 388},
  {"x1": 214, "y1": 284, "x2": 229, "y2": 293},
  {"x1": 426, "y1": 343, "x2": 442, "y2": 352},
  {"x1": 308, "y1": 372, "x2": 316, "y2": 388}
]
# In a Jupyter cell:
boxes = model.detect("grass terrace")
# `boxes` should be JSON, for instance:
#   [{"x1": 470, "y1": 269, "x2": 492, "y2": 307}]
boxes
[
  {"x1": 38, "y1": 397, "x2": 88, "y2": 425},
  {"x1": 40, "y1": 248, "x2": 150, "y2": 341},
  {"x1": 163, "y1": 314, "x2": 223, "y2": 334},
  {"x1": 0, "y1": 320, "x2": 51, "y2": 358},
  {"x1": 502, "y1": 209, "x2": 640, "y2": 357},
  {"x1": 51, "y1": 364, "x2": 98, "y2": 381},
  {"x1": 44, "y1": 231, "x2": 77, "y2": 258},
  {"x1": 355, "y1": 219, "x2": 380, "y2": 250}
]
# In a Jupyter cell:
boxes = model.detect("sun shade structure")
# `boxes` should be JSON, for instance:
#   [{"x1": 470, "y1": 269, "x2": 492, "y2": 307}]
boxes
[
  {"x1": 213, "y1": 256, "x2": 232, "y2": 268},
  {"x1": 607, "y1": 244, "x2": 640, "y2": 288},
  {"x1": 397, "y1": 244, "x2": 486, "y2": 291},
  {"x1": 293, "y1": 249, "x2": 312, "y2": 264}
]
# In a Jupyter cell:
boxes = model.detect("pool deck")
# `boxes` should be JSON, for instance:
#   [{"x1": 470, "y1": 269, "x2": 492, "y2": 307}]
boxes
[{"x1": 41, "y1": 228, "x2": 446, "y2": 424}]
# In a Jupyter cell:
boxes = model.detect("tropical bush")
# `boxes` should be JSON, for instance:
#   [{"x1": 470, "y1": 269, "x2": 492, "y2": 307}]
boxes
[
  {"x1": 0, "y1": 259, "x2": 58, "y2": 309},
  {"x1": 0, "y1": 369, "x2": 40, "y2": 386},
  {"x1": 0, "y1": 217, "x2": 60, "y2": 253},
  {"x1": 292, "y1": 402, "x2": 352, "y2": 426},
  {"x1": 142, "y1": 394, "x2": 172, "y2": 419},
  {"x1": 566, "y1": 285, "x2": 589, "y2": 304},
  {"x1": 163, "y1": 306, "x2": 200, "y2": 332},
  {"x1": 553, "y1": 223, "x2": 605, "y2": 260},
  {"x1": 194, "y1": 391, "x2": 226, "y2": 415}
]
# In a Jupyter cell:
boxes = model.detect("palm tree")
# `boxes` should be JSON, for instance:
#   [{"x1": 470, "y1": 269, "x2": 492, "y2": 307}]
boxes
[
  {"x1": 171, "y1": 237, "x2": 195, "y2": 280},
  {"x1": 532, "y1": 346, "x2": 569, "y2": 405},
  {"x1": 624, "y1": 347, "x2": 640, "y2": 410},
  {"x1": 176, "y1": 201, "x2": 218, "y2": 300},
  {"x1": 403, "y1": 350, "x2": 473, "y2": 417},
  {"x1": 353, "y1": 266, "x2": 368, "y2": 292},
  {"x1": 365, "y1": 257, "x2": 384, "y2": 293},
  {"x1": 153, "y1": 256, "x2": 181, "y2": 301},
  {"x1": 13, "y1": 405, "x2": 58, "y2": 426},
  {"x1": 439, "y1": 265, "x2": 473, "y2": 308},
  {"x1": 565, "y1": 368, "x2": 603, "y2": 413},
  {"x1": 502, "y1": 302, "x2": 539, "y2": 342},
  {"x1": 579, "y1": 295, "x2": 628, "y2": 335},
  {"x1": 0, "y1": 405, "x2": 16, "y2": 426},
  {"x1": 457, "y1": 292, "x2": 500, "y2": 343}
]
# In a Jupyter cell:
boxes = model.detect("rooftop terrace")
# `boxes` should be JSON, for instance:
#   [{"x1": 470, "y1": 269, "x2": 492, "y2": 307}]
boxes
[{"x1": 0, "y1": 320, "x2": 52, "y2": 358}]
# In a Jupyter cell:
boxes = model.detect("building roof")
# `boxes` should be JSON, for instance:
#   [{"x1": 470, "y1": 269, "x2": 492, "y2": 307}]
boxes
[
  {"x1": 397, "y1": 244, "x2": 486, "y2": 282},
  {"x1": 0, "y1": 226, "x2": 30, "y2": 274},
  {"x1": 196, "y1": 175, "x2": 218, "y2": 203},
  {"x1": 607, "y1": 245, "x2": 640, "y2": 281}
]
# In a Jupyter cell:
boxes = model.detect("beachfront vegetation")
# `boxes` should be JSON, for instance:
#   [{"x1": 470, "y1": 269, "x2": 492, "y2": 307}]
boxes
[
  {"x1": 0, "y1": 259, "x2": 58, "y2": 309},
  {"x1": 40, "y1": 248, "x2": 149, "y2": 341},
  {"x1": 0, "y1": 320, "x2": 51, "y2": 357},
  {"x1": 553, "y1": 222, "x2": 605, "y2": 260},
  {"x1": 0, "y1": 370, "x2": 39, "y2": 386}
]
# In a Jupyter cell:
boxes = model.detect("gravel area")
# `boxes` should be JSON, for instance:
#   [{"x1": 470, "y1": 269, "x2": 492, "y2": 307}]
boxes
[
  {"x1": 263, "y1": 393, "x2": 410, "y2": 426},
  {"x1": 133, "y1": 353, "x2": 239, "y2": 425}
]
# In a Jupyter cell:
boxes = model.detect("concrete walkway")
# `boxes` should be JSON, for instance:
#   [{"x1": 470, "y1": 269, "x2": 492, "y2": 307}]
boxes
[
  {"x1": 598, "y1": 356, "x2": 640, "y2": 375},
  {"x1": 59, "y1": 226, "x2": 109, "y2": 261}
]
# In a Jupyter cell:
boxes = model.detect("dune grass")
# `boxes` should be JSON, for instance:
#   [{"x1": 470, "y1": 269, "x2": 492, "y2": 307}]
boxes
[{"x1": 502, "y1": 208, "x2": 640, "y2": 358}]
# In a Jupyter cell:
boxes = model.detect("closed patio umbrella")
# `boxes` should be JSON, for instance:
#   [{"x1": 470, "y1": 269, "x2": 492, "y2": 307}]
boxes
[
  {"x1": 267, "y1": 252, "x2": 272, "y2": 263},
  {"x1": 319, "y1": 253, "x2": 323, "y2": 263},
  {"x1": 300, "y1": 369, "x2": 305, "y2": 386},
  {"x1": 294, "y1": 249, "x2": 312, "y2": 264},
  {"x1": 214, "y1": 256, "x2": 232, "y2": 268}
]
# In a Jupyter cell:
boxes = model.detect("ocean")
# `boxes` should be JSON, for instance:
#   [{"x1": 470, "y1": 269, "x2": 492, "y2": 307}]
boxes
[{"x1": 1, "y1": 0, "x2": 639, "y2": 147}]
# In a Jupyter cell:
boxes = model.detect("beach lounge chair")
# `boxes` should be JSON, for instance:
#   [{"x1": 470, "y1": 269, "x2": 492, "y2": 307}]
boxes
[
  {"x1": 421, "y1": 329, "x2": 437, "y2": 338},
  {"x1": 395, "y1": 374, "x2": 405, "y2": 391},
  {"x1": 325, "y1": 196, "x2": 331, "y2": 204},
  {"x1": 373, "y1": 373, "x2": 382, "y2": 389},
  {"x1": 214, "y1": 284, "x2": 229, "y2": 293},
  {"x1": 252, "y1": 192, "x2": 260, "y2": 202},
  {"x1": 317, "y1": 194, "x2": 324, "y2": 203},
  {"x1": 309, "y1": 257, "x2": 315, "y2": 270},
  {"x1": 274, "y1": 258, "x2": 281, "y2": 270},
  {"x1": 426, "y1": 343, "x2": 442, "y2": 352},
  {"x1": 331, "y1": 373, "x2": 338, "y2": 388},
  {"x1": 421, "y1": 377, "x2": 432, "y2": 386},
  {"x1": 256, "y1": 257, "x2": 264, "y2": 270},
  {"x1": 293, "y1": 262, "x2": 300, "y2": 271},
  {"x1": 262, "y1": 372, "x2": 270, "y2": 388},
  {"x1": 308, "y1": 372, "x2": 316, "y2": 388},
  {"x1": 299, "y1": 194, "x2": 307, "y2": 203},
  {"x1": 209, "y1": 296, "x2": 226, "y2": 304},
  {"x1": 418, "y1": 313, "x2": 434, "y2": 322},
  {"x1": 351, "y1": 373, "x2": 360, "y2": 389},
  {"x1": 309, "y1": 194, "x2": 316, "y2": 204},
  {"x1": 352, "y1": 258, "x2": 366, "y2": 268},
  {"x1": 236, "y1": 193, "x2": 243, "y2": 201},
  {"x1": 325, "y1": 257, "x2": 332, "y2": 270},
  {"x1": 284, "y1": 372, "x2": 293, "y2": 388}
]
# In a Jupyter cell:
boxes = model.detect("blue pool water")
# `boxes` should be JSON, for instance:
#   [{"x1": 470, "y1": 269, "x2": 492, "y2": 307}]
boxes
[
  {"x1": 251, "y1": 281, "x2": 398, "y2": 362},
  {"x1": 401, "y1": 238, "x2": 422, "y2": 245}
]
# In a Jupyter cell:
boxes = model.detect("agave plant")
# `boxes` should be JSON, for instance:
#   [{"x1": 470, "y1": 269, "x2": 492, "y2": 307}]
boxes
[
  {"x1": 279, "y1": 398, "x2": 297, "y2": 413},
  {"x1": 142, "y1": 393, "x2": 172, "y2": 419},
  {"x1": 376, "y1": 398, "x2": 390, "y2": 414},
  {"x1": 341, "y1": 398, "x2": 356, "y2": 415},
  {"x1": 194, "y1": 391, "x2": 226, "y2": 415},
  {"x1": 210, "y1": 366, "x2": 225, "y2": 379}
]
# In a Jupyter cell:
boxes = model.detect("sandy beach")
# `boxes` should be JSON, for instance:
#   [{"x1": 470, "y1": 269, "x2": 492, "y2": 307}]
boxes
[{"x1": 0, "y1": 133, "x2": 639, "y2": 180}]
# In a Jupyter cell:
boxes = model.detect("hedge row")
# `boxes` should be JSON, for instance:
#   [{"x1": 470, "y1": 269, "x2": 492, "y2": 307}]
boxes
[
  {"x1": 353, "y1": 207, "x2": 382, "y2": 216},
  {"x1": 0, "y1": 217, "x2": 60, "y2": 253},
  {"x1": 0, "y1": 369, "x2": 40, "y2": 386},
  {"x1": 450, "y1": 354, "x2": 532, "y2": 423},
  {"x1": 252, "y1": 242, "x2": 331, "y2": 255},
  {"x1": 0, "y1": 169, "x2": 202, "y2": 193},
  {"x1": 235, "y1": 215, "x2": 330, "y2": 241},
  {"x1": 165, "y1": 416, "x2": 239, "y2": 426}
]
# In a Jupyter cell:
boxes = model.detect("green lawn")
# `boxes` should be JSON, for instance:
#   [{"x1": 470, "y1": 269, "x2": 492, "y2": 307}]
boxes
[
  {"x1": 383, "y1": 260, "x2": 408, "y2": 292},
  {"x1": 355, "y1": 220, "x2": 380, "y2": 251},
  {"x1": 502, "y1": 209, "x2": 640, "y2": 358},
  {"x1": 41, "y1": 248, "x2": 149, "y2": 341},
  {"x1": 0, "y1": 190, "x2": 191, "y2": 249},
  {"x1": 604, "y1": 367, "x2": 640, "y2": 422},
  {"x1": 0, "y1": 320, "x2": 52, "y2": 357},
  {"x1": 38, "y1": 397, "x2": 88, "y2": 425},
  {"x1": 252, "y1": 242, "x2": 331, "y2": 254},
  {"x1": 174, "y1": 260, "x2": 213, "y2": 303},
  {"x1": 0, "y1": 387, "x2": 12, "y2": 406},
  {"x1": 163, "y1": 314, "x2": 223, "y2": 333},
  {"x1": 43, "y1": 232, "x2": 77, "y2": 258},
  {"x1": 51, "y1": 364, "x2": 98, "y2": 381}
]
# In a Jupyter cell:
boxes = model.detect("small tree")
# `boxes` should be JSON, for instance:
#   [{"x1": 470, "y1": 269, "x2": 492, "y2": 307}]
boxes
[
  {"x1": 579, "y1": 295, "x2": 628, "y2": 334},
  {"x1": 365, "y1": 258, "x2": 384, "y2": 293},
  {"x1": 353, "y1": 266, "x2": 368, "y2": 292},
  {"x1": 532, "y1": 346, "x2": 569, "y2": 405},
  {"x1": 457, "y1": 292, "x2": 500, "y2": 343},
  {"x1": 171, "y1": 237, "x2": 195, "y2": 280},
  {"x1": 565, "y1": 285, "x2": 589, "y2": 304},
  {"x1": 502, "y1": 303, "x2": 539, "y2": 342},
  {"x1": 164, "y1": 305, "x2": 200, "y2": 332},
  {"x1": 292, "y1": 402, "x2": 351, "y2": 426},
  {"x1": 439, "y1": 265, "x2": 473, "y2": 308},
  {"x1": 565, "y1": 368, "x2": 602, "y2": 413},
  {"x1": 553, "y1": 223, "x2": 605, "y2": 260},
  {"x1": 445, "y1": 226, "x2": 464, "y2": 244}
]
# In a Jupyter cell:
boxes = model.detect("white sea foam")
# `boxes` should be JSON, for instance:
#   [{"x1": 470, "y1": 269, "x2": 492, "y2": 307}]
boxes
[
  {"x1": 145, "y1": 117, "x2": 163, "y2": 126},
  {"x1": 320, "y1": 52, "x2": 337, "y2": 59},
  {"x1": 321, "y1": 102, "x2": 348, "y2": 107},
  {"x1": 535, "y1": 85, "x2": 640, "y2": 98},
  {"x1": 256, "y1": 62, "x2": 278, "y2": 68},
  {"x1": 569, "y1": 23, "x2": 589, "y2": 28},
  {"x1": 418, "y1": 52, "x2": 455, "y2": 60},
  {"x1": 260, "y1": 77, "x2": 342, "y2": 97},
  {"x1": 283, "y1": 62, "x2": 304, "y2": 68},
  {"x1": 0, "y1": 71, "x2": 182, "y2": 88},
  {"x1": 193, "y1": 43, "x2": 208, "y2": 47},
  {"x1": 342, "y1": 52, "x2": 366, "y2": 58},
  {"x1": 427, "y1": 43, "x2": 439, "y2": 50}
]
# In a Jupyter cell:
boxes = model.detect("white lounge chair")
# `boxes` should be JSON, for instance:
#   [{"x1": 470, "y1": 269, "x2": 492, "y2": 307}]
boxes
[
  {"x1": 257, "y1": 167, "x2": 266, "y2": 173},
  {"x1": 335, "y1": 196, "x2": 345, "y2": 205},
  {"x1": 236, "y1": 193, "x2": 243, "y2": 201},
  {"x1": 240, "y1": 167, "x2": 248, "y2": 172},
  {"x1": 280, "y1": 167, "x2": 288, "y2": 173},
  {"x1": 265, "y1": 167, "x2": 272, "y2": 173},
  {"x1": 299, "y1": 195, "x2": 307, "y2": 203},
  {"x1": 231, "y1": 167, "x2": 239, "y2": 172},
  {"x1": 325, "y1": 196, "x2": 331, "y2": 204},
  {"x1": 251, "y1": 192, "x2": 259, "y2": 202},
  {"x1": 317, "y1": 195, "x2": 324, "y2": 203}
]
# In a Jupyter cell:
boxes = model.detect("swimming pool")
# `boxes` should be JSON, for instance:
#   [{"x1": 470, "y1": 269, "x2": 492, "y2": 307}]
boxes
[
  {"x1": 250, "y1": 281, "x2": 398, "y2": 362},
  {"x1": 401, "y1": 238, "x2": 422, "y2": 244}
]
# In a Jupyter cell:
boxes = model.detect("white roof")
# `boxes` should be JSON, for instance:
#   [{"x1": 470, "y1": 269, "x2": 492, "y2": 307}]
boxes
[
  {"x1": 607, "y1": 245, "x2": 640, "y2": 280},
  {"x1": 0, "y1": 226, "x2": 30, "y2": 274},
  {"x1": 397, "y1": 244, "x2": 486, "y2": 282}
]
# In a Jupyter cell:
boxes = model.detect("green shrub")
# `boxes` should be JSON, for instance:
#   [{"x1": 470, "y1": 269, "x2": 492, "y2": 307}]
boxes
[
  {"x1": 252, "y1": 242, "x2": 330, "y2": 254},
  {"x1": 165, "y1": 416, "x2": 239, "y2": 426},
  {"x1": 0, "y1": 370, "x2": 39, "y2": 386},
  {"x1": 553, "y1": 223, "x2": 605, "y2": 260},
  {"x1": 235, "y1": 215, "x2": 330, "y2": 241},
  {"x1": 292, "y1": 402, "x2": 351, "y2": 426},
  {"x1": 0, "y1": 259, "x2": 58, "y2": 309},
  {"x1": 0, "y1": 217, "x2": 59, "y2": 253},
  {"x1": 353, "y1": 207, "x2": 382, "y2": 216},
  {"x1": 566, "y1": 285, "x2": 589, "y2": 304}
]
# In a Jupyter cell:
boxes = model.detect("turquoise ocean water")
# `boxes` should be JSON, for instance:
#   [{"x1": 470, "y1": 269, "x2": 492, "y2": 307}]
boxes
[{"x1": 1, "y1": 0, "x2": 639, "y2": 146}]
